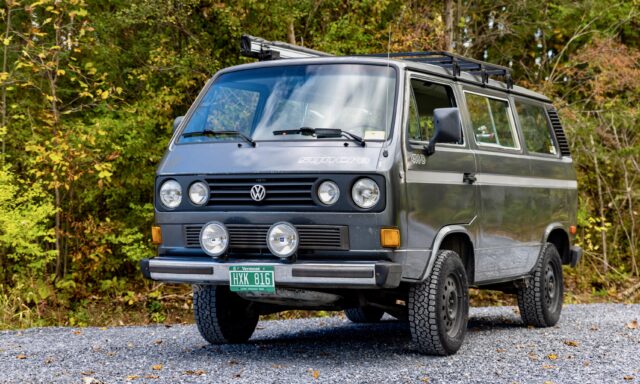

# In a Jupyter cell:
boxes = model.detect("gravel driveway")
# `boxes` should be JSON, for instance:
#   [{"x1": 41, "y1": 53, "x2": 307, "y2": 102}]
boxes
[{"x1": 1, "y1": 304, "x2": 639, "y2": 384}]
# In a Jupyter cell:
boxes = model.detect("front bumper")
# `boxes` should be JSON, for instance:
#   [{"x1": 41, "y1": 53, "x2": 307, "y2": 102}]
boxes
[{"x1": 140, "y1": 257, "x2": 402, "y2": 289}]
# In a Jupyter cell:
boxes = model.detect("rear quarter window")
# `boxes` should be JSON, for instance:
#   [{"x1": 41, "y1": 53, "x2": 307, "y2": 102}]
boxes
[{"x1": 515, "y1": 101, "x2": 558, "y2": 156}]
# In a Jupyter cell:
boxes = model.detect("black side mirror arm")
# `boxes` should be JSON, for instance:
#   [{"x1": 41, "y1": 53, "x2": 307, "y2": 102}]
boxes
[{"x1": 423, "y1": 140, "x2": 437, "y2": 156}]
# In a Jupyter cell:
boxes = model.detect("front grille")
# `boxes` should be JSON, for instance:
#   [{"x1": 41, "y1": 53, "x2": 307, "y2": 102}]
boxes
[
  {"x1": 206, "y1": 176, "x2": 317, "y2": 207},
  {"x1": 547, "y1": 108, "x2": 571, "y2": 157},
  {"x1": 184, "y1": 224, "x2": 348, "y2": 251}
]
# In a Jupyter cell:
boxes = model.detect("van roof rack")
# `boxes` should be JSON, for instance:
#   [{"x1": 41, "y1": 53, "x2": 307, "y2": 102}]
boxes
[
  {"x1": 239, "y1": 35, "x2": 513, "y2": 89},
  {"x1": 240, "y1": 34, "x2": 331, "y2": 60},
  {"x1": 363, "y1": 51, "x2": 513, "y2": 89}
]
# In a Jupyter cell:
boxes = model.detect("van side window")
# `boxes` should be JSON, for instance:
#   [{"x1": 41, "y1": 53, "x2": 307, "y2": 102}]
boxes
[
  {"x1": 465, "y1": 92, "x2": 518, "y2": 149},
  {"x1": 408, "y1": 79, "x2": 457, "y2": 142},
  {"x1": 515, "y1": 101, "x2": 557, "y2": 155}
]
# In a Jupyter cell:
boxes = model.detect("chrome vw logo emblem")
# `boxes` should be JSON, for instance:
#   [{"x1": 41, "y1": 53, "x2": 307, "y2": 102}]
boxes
[{"x1": 250, "y1": 184, "x2": 266, "y2": 202}]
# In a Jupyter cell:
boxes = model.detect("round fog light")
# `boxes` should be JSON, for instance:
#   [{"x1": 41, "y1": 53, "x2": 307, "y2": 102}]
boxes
[
  {"x1": 200, "y1": 221, "x2": 229, "y2": 257},
  {"x1": 266, "y1": 222, "x2": 298, "y2": 259}
]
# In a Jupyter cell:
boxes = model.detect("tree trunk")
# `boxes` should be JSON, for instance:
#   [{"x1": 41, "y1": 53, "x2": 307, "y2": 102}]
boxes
[
  {"x1": 1, "y1": 6, "x2": 10, "y2": 160},
  {"x1": 444, "y1": 0, "x2": 455, "y2": 51},
  {"x1": 287, "y1": 20, "x2": 296, "y2": 45},
  {"x1": 590, "y1": 135, "x2": 608, "y2": 273}
]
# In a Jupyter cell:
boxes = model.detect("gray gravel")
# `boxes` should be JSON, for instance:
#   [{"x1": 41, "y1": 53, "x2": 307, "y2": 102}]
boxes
[{"x1": 1, "y1": 304, "x2": 639, "y2": 384}]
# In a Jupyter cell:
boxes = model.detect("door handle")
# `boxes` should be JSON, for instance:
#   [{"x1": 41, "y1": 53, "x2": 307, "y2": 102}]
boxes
[{"x1": 463, "y1": 172, "x2": 477, "y2": 184}]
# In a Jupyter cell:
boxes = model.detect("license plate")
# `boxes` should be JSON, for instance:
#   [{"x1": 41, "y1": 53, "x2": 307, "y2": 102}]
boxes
[{"x1": 229, "y1": 266, "x2": 275, "y2": 293}]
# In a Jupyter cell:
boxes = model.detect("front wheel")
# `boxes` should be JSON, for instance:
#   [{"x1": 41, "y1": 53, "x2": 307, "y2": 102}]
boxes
[
  {"x1": 517, "y1": 243, "x2": 563, "y2": 327},
  {"x1": 193, "y1": 285, "x2": 259, "y2": 344},
  {"x1": 408, "y1": 249, "x2": 469, "y2": 355}
]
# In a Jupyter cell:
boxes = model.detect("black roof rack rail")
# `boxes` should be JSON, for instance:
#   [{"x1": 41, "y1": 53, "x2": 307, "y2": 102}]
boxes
[
  {"x1": 239, "y1": 35, "x2": 514, "y2": 90},
  {"x1": 363, "y1": 51, "x2": 513, "y2": 89},
  {"x1": 240, "y1": 34, "x2": 331, "y2": 61}
]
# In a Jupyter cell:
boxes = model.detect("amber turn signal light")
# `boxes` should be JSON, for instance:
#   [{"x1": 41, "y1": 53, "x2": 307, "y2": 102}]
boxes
[
  {"x1": 380, "y1": 228, "x2": 400, "y2": 248},
  {"x1": 569, "y1": 225, "x2": 577, "y2": 235},
  {"x1": 151, "y1": 226, "x2": 163, "y2": 245}
]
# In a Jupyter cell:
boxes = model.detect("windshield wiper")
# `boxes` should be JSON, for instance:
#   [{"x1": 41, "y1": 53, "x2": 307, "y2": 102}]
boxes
[
  {"x1": 182, "y1": 129, "x2": 255, "y2": 147},
  {"x1": 273, "y1": 127, "x2": 365, "y2": 147}
]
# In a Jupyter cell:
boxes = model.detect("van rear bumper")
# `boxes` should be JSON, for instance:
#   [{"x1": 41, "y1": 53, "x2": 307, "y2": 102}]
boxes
[{"x1": 140, "y1": 257, "x2": 402, "y2": 289}]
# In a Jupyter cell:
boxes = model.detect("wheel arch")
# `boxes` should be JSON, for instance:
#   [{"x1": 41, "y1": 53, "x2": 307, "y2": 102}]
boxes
[
  {"x1": 543, "y1": 223, "x2": 571, "y2": 265},
  {"x1": 420, "y1": 225, "x2": 475, "y2": 284}
]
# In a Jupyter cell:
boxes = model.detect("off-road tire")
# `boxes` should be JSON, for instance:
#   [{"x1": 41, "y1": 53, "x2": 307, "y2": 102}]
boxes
[
  {"x1": 408, "y1": 249, "x2": 469, "y2": 355},
  {"x1": 517, "y1": 242, "x2": 563, "y2": 327},
  {"x1": 193, "y1": 285, "x2": 259, "y2": 344},
  {"x1": 344, "y1": 307, "x2": 385, "y2": 323}
]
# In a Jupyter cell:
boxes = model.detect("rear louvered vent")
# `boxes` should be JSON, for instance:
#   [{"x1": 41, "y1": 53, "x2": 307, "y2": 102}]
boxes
[
  {"x1": 206, "y1": 176, "x2": 317, "y2": 207},
  {"x1": 184, "y1": 224, "x2": 348, "y2": 251},
  {"x1": 547, "y1": 108, "x2": 571, "y2": 157}
]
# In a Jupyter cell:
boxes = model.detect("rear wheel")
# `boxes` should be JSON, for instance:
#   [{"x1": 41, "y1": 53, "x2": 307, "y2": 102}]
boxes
[
  {"x1": 408, "y1": 249, "x2": 469, "y2": 355},
  {"x1": 193, "y1": 285, "x2": 259, "y2": 344},
  {"x1": 344, "y1": 306, "x2": 385, "y2": 323},
  {"x1": 517, "y1": 243, "x2": 563, "y2": 327}
]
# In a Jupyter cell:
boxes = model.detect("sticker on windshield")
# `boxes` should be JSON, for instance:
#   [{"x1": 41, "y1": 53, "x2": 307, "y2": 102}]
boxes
[{"x1": 364, "y1": 131, "x2": 386, "y2": 140}]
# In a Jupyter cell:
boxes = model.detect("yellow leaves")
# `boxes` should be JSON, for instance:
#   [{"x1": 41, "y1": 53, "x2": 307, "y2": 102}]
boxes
[
  {"x1": 94, "y1": 163, "x2": 113, "y2": 181},
  {"x1": 0, "y1": 72, "x2": 9, "y2": 81},
  {"x1": 69, "y1": 8, "x2": 89, "y2": 19},
  {"x1": 126, "y1": 375, "x2": 140, "y2": 381},
  {"x1": 563, "y1": 340, "x2": 579, "y2": 347},
  {"x1": 547, "y1": 353, "x2": 558, "y2": 360},
  {"x1": 16, "y1": 353, "x2": 27, "y2": 359},
  {"x1": 3, "y1": 36, "x2": 12, "y2": 46},
  {"x1": 311, "y1": 369, "x2": 320, "y2": 380},
  {"x1": 183, "y1": 370, "x2": 206, "y2": 376},
  {"x1": 49, "y1": 152, "x2": 63, "y2": 164},
  {"x1": 101, "y1": 90, "x2": 109, "y2": 100},
  {"x1": 151, "y1": 364, "x2": 163, "y2": 371}
]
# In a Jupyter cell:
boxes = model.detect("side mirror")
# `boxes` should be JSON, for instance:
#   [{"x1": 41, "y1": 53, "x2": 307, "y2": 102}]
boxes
[
  {"x1": 423, "y1": 108, "x2": 462, "y2": 156},
  {"x1": 173, "y1": 116, "x2": 184, "y2": 133}
]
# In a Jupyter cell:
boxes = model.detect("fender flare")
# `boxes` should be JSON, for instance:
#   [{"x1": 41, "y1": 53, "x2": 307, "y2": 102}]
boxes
[
  {"x1": 542, "y1": 222, "x2": 571, "y2": 265},
  {"x1": 542, "y1": 222, "x2": 567, "y2": 244},
  {"x1": 418, "y1": 225, "x2": 473, "y2": 282}
]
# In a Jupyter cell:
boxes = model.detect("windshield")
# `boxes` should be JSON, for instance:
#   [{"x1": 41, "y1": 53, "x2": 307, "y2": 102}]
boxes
[{"x1": 178, "y1": 64, "x2": 397, "y2": 144}]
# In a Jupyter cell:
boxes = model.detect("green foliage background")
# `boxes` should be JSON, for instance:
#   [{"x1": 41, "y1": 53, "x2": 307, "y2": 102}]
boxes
[{"x1": 0, "y1": 0, "x2": 638, "y2": 328}]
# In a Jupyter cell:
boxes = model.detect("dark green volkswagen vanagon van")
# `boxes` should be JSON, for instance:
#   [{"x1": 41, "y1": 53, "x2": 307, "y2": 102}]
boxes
[{"x1": 141, "y1": 35, "x2": 582, "y2": 355}]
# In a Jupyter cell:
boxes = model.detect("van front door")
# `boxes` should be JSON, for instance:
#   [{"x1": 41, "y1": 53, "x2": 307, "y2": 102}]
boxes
[{"x1": 402, "y1": 75, "x2": 478, "y2": 280}]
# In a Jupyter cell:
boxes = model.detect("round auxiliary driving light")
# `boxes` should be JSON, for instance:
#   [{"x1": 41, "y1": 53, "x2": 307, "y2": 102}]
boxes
[
  {"x1": 189, "y1": 181, "x2": 209, "y2": 206},
  {"x1": 159, "y1": 180, "x2": 182, "y2": 209},
  {"x1": 199, "y1": 221, "x2": 229, "y2": 257},
  {"x1": 351, "y1": 178, "x2": 380, "y2": 209},
  {"x1": 317, "y1": 180, "x2": 340, "y2": 206},
  {"x1": 266, "y1": 222, "x2": 299, "y2": 259}
]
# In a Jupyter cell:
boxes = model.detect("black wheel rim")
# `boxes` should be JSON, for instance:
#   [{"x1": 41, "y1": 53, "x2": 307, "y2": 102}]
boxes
[
  {"x1": 544, "y1": 261, "x2": 561, "y2": 311},
  {"x1": 442, "y1": 274, "x2": 463, "y2": 336}
]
